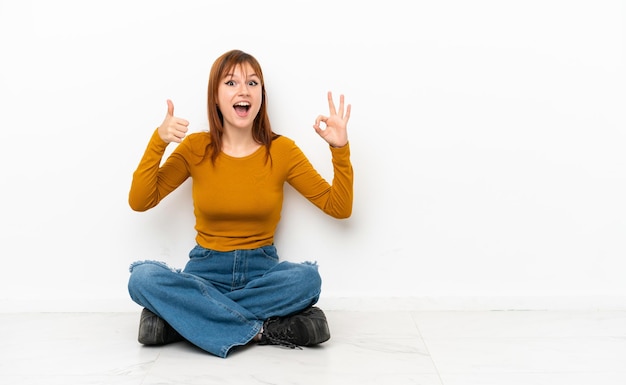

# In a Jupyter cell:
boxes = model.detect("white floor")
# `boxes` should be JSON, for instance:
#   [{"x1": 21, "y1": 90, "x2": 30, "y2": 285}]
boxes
[{"x1": 1, "y1": 310, "x2": 626, "y2": 384}]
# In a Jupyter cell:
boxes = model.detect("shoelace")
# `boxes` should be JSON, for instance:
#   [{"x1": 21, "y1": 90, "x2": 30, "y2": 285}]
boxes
[
  {"x1": 261, "y1": 321, "x2": 303, "y2": 350},
  {"x1": 262, "y1": 334, "x2": 303, "y2": 350}
]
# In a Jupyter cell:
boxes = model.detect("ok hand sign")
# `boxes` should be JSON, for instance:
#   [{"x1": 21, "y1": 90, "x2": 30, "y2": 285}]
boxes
[{"x1": 313, "y1": 92, "x2": 351, "y2": 148}]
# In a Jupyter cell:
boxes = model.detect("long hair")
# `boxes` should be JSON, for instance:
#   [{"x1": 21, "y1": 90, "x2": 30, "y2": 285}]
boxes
[{"x1": 207, "y1": 49, "x2": 276, "y2": 164}]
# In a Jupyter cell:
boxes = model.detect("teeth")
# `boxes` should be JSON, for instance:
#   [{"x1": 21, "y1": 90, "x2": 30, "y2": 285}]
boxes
[{"x1": 235, "y1": 102, "x2": 250, "y2": 107}]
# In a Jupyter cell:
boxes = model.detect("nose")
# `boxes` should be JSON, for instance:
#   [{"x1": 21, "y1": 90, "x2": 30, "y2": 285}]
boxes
[{"x1": 238, "y1": 82, "x2": 250, "y2": 96}]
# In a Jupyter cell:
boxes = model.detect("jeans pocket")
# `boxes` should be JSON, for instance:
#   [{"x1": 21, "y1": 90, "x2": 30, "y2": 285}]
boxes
[
  {"x1": 188, "y1": 244, "x2": 214, "y2": 260},
  {"x1": 259, "y1": 244, "x2": 279, "y2": 262}
]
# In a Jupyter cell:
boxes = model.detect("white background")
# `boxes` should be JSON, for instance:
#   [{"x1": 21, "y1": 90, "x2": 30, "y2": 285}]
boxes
[{"x1": 1, "y1": 0, "x2": 624, "y2": 311}]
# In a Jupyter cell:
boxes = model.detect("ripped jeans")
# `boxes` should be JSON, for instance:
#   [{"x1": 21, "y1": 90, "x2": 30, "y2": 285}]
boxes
[{"x1": 127, "y1": 244, "x2": 321, "y2": 358}]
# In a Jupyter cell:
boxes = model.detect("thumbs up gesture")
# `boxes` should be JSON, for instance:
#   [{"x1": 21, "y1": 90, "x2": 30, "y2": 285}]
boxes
[{"x1": 157, "y1": 99, "x2": 189, "y2": 144}]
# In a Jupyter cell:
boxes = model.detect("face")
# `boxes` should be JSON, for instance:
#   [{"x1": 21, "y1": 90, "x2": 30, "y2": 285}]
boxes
[{"x1": 217, "y1": 62, "x2": 263, "y2": 131}]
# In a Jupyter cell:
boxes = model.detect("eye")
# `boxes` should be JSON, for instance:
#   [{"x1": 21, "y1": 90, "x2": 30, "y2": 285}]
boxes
[
  {"x1": 248, "y1": 80, "x2": 259, "y2": 86},
  {"x1": 225, "y1": 80, "x2": 235, "y2": 86}
]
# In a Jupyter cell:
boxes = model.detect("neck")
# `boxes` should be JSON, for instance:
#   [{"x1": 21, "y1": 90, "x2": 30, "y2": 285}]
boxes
[{"x1": 221, "y1": 128, "x2": 260, "y2": 157}]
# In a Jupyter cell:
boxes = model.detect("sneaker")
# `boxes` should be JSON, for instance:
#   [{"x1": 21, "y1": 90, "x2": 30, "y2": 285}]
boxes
[
  {"x1": 137, "y1": 308, "x2": 184, "y2": 345},
  {"x1": 259, "y1": 306, "x2": 331, "y2": 349}
]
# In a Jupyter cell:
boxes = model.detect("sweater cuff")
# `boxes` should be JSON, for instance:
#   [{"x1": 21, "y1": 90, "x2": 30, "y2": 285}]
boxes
[
  {"x1": 330, "y1": 141, "x2": 350, "y2": 156},
  {"x1": 150, "y1": 128, "x2": 169, "y2": 151}
]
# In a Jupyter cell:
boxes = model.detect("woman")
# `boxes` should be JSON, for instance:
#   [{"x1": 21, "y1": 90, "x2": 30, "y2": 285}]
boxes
[{"x1": 127, "y1": 49, "x2": 353, "y2": 358}]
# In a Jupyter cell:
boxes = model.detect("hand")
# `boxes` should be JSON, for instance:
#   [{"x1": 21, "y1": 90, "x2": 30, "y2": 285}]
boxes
[
  {"x1": 157, "y1": 99, "x2": 189, "y2": 143},
  {"x1": 313, "y1": 91, "x2": 351, "y2": 148}
]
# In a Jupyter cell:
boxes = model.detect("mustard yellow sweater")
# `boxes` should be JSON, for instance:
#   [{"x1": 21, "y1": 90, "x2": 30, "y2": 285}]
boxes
[{"x1": 129, "y1": 129, "x2": 353, "y2": 251}]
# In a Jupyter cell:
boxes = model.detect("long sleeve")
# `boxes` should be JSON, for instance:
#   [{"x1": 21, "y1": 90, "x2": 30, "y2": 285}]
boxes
[
  {"x1": 286, "y1": 142, "x2": 353, "y2": 219},
  {"x1": 128, "y1": 129, "x2": 190, "y2": 212},
  {"x1": 127, "y1": 132, "x2": 352, "y2": 251}
]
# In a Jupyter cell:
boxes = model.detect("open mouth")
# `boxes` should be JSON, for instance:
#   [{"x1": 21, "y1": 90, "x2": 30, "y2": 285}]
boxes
[{"x1": 234, "y1": 102, "x2": 250, "y2": 116}]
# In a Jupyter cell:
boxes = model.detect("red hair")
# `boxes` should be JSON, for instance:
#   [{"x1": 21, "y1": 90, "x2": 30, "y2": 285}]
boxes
[{"x1": 206, "y1": 49, "x2": 276, "y2": 164}]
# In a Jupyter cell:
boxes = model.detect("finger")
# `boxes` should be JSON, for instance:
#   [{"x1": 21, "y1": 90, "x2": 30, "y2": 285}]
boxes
[
  {"x1": 327, "y1": 91, "x2": 337, "y2": 116},
  {"x1": 312, "y1": 124, "x2": 324, "y2": 136},
  {"x1": 177, "y1": 127, "x2": 189, "y2": 139},
  {"x1": 166, "y1": 99, "x2": 174, "y2": 117},
  {"x1": 314, "y1": 115, "x2": 327, "y2": 129},
  {"x1": 175, "y1": 118, "x2": 190, "y2": 128},
  {"x1": 171, "y1": 128, "x2": 186, "y2": 143},
  {"x1": 338, "y1": 94, "x2": 345, "y2": 119},
  {"x1": 344, "y1": 103, "x2": 352, "y2": 123}
]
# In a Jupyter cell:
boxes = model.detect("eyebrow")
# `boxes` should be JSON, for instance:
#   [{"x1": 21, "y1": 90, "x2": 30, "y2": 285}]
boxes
[{"x1": 224, "y1": 72, "x2": 259, "y2": 79}]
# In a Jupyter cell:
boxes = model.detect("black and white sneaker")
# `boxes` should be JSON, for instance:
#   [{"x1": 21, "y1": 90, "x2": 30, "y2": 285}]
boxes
[
  {"x1": 259, "y1": 306, "x2": 331, "y2": 349},
  {"x1": 137, "y1": 308, "x2": 184, "y2": 345}
]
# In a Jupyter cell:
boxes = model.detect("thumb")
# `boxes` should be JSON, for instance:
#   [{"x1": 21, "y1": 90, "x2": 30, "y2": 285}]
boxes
[{"x1": 166, "y1": 99, "x2": 174, "y2": 117}]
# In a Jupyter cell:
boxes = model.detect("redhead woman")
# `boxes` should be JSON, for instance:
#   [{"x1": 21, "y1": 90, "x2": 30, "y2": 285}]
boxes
[{"x1": 127, "y1": 49, "x2": 353, "y2": 358}]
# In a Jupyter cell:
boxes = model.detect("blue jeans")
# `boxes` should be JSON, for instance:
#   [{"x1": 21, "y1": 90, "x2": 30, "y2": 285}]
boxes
[{"x1": 127, "y1": 244, "x2": 321, "y2": 358}]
